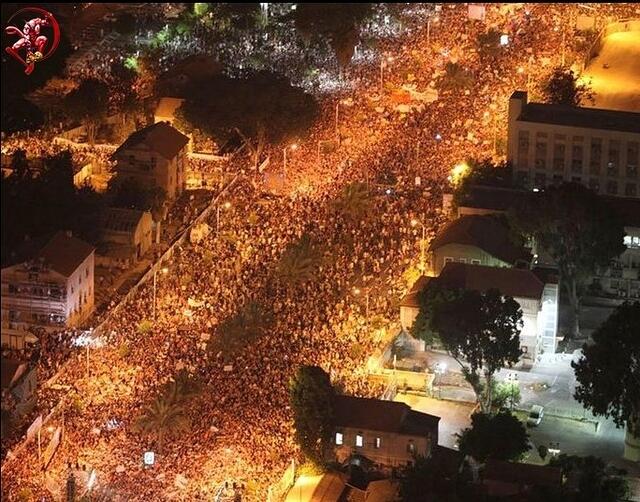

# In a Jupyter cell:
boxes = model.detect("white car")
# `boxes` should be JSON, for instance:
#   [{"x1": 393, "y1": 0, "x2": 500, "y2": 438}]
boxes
[{"x1": 527, "y1": 405, "x2": 544, "y2": 426}]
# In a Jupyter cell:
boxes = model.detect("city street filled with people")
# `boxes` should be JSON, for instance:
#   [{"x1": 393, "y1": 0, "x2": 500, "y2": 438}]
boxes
[{"x1": 2, "y1": 3, "x2": 638, "y2": 501}]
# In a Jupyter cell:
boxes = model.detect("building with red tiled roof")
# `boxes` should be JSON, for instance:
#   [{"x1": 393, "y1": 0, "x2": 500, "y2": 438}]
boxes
[
  {"x1": 1, "y1": 231, "x2": 95, "y2": 330},
  {"x1": 330, "y1": 395, "x2": 439, "y2": 469},
  {"x1": 400, "y1": 262, "x2": 559, "y2": 361},
  {"x1": 112, "y1": 122, "x2": 189, "y2": 200}
]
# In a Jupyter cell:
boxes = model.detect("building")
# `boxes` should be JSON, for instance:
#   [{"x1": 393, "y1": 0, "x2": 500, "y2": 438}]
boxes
[
  {"x1": 1, "y1": 358, "x2": 38, "y2": 438},
  {"x1": 154, "y1": 97, "x2": 185, "y2": 125},
  {"x1": 1, "y1": 231, "x2": 95, "y2": 330},
  {"x1": 481, "y1": 459, "x2": 562, "y2": 499},
  {"x1": 400, "y1": 263, "x2": 559, "y2": 361},
  {"x1": 429, "y1": 214, "x2": 532, "y2": 275},
  {"x1": 451, "y1": 184, "x2": 640, "y2": 302},
  {"x1": 507, "y1": 91, "x2": 640, "y2": 197},
  {"x1": 97, "y1": 207, "x2": 153, "y2": 268},
  {"x1": 111, "y1": 122, "x2": 189, "y2": 200},
  {"x1": 330, "y1": 395, "x2": 440, "y2": 469}
]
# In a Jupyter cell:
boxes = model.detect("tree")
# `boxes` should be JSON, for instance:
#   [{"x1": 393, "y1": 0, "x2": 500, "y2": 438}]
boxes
[
  {"x1": 572, "y1": 302, "x2": 640, "y2": 458},
  {"x1": 511, "y1": 183, "x2": 625, "y2": 338},
  {"x1": 412, "y1": 286, "x2": 522, "y2": 412},
  {"x1": 133, "y1": 394, "x2": 189, "y2": 454},
  {"x1": 293, "y1": 3, "x2": 373, "y2": 68},
  {"x1": 493, "y1": 380, "x2": 522, "y2": 411},
  {"x1": 542, "y1": 66, "x2": 594, "y2": 106},
  {"x1": 549, "y1": 454, "x2": 630, "y2": 502},
  {"x1": 107, "y1": 177, "x2": 167, "y2": 221},
  {"x1": 276, "y1": 234, "x2": 324, "y2": 286},
  {"x1": 213, "y1": 300, "x2": 272, "y2": 356},
  {"x1": 437, "y1": 62, "x2": 474, "y2": 92},
  {"x1": 64, "y1": 79, "x2": 109, "y2": 144},
  {"x1": 289, "y1": 366, "x2": 336, "y2": 465},
  {"x1": 477, "y1": 29, "x2": 502, "y2": 59},
  {"x1": 457, "y1": 411, "x2": 530, "y2": 462},
  {"x1": 176, "y1": 72, "x2": 318, "y2": 168},
  {"x1": 332, "y1": 181, "x2": 372, "y2": 220}
]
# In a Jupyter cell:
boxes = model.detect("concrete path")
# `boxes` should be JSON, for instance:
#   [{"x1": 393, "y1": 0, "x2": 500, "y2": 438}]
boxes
[{"x1": 284, "y1": 474, "x2": 325, "y2": 502}]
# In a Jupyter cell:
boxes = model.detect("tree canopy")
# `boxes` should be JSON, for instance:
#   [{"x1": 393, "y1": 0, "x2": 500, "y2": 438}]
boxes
[
  {"x1": 549, "y1": 454, "x2": 630, "y2": 502},
  {"x1": 412, "y1": 285, "x2": 522, "y2": 412},
  {"x1": 64, "y1": 79, "x2": 110, "y2": 144},
  {"x1": 289, "y1": 365, "x2": 336, "y2": 465},
  {"x1": 176, "y1": 72, "x2": 318, "y2": 168},
  {"x1": 276, "y1": 234, "x2": 325, "y2": 286},
  {"x1": 542, "y1": 66, "x2": 594, "y2": 107},
  {"x1": 457, "y1": 411, "x2": 530, "y2": 462},
  {"x1": 572, "y1": 302, "x2": 640, "y2": 437},
  {"x1": 511, "y1": 183, "x2": 625, "y2": 338}
]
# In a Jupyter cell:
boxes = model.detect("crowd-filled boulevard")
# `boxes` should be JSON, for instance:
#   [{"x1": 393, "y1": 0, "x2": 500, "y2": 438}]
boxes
[{"x1": 2, "y1": 3, "x2": 638, "y2": 501}]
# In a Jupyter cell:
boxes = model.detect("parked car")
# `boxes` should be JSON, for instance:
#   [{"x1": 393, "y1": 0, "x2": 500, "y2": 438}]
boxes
[{"x1": 527, "y1": 405, "x2": 544, "y2": 427}]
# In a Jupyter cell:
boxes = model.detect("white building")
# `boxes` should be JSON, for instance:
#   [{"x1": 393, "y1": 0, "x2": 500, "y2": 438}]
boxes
[
  {"x1": 400, "y1": 263, "x2": 559, "y2": 363},
  {"x1": 507, "y1": 91, "x2": 640, "y2": 197},
  {"x1": 1, "y1": 232, "x2": 95, "y2": 331}
]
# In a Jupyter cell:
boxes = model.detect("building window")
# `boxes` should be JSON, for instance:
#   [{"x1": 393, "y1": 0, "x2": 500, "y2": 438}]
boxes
[
  {"x1": 375, "y1": 437, "x2": 381, "y2": 449},
  {"x1": 534, "y1": 172, "x2": 546, "y2": 188},
  {"x1": 444, "y1": 257, "x2": 454, "y2": 264},
  {"x1": 471, "y1": 259, "x2": 481, "y2": 265},
  {"x1": 458, "y1": 258, "x2": 467, "y2": 263},
  {"x1": 628, "y1": 141, "x2": 639, "y2": 171},
  {"x1": 589, "y1": 179, "x2": 600, "y2": 193},
  {"x1": 608, "y1": 140, "x2": 620, "y2": 173},
  {"x1": 8, "y1": 284, "x2": 17, "y2": 294},
  {"x1": 628, "y1": 165, "x2": 638, "y2": 179},
  {"x1": 625, "y1": 183, "x2": 637, "y2": 197},
  {"x1": 335, "y1": 432, "x2": 343, "y2": 445},
  {"x1": 590, "y1": 138, "x2": 602, "y2": 174},
  {"x1": 356, "y1": 434, "x2": 364, "y2": 448},
  {"x1": 607, "y1": 181, "x2": 618, "y2": 195},
  {"x1": 535, "y1": 137, "x2": 547, "y2": 169},
  {"x1": 553, "y1": 142, "x2": 565, "y2": 171}
]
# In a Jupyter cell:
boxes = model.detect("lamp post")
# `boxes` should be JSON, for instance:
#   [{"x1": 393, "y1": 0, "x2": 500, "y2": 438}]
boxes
[
  {"x1": 283, "y1": 143, "x2": 298, "y2": 181},
  {"x1": 380, "y1": 55, "x2": 394, "y2": 92},
  {"x1": 411, "y1": 218, "x2": 427, "y2": 273},
  {"x1": 152, "y1": 266, "x2": 169, "y2": 322},
  {"x1": 216, "y1": 201, "x2": 231, "y2": 234}
]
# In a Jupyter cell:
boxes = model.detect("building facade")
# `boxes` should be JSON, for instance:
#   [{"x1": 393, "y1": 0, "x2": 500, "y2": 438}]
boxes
[
  {"x1": 1, "y1": 232, "x2": 95, "y2": 331},
  {"x1": 112, "y1": 122, "x2": 189, "y2": 200},
  {"x1": 330, "y1": 395, "x2": 440, "y2": 469},
  {"x1": 97, "y1": 207, "x2": 153, "y2": 268},
  {"x1": 507, "y1": 91, "x2": 640, "y2": 197}
]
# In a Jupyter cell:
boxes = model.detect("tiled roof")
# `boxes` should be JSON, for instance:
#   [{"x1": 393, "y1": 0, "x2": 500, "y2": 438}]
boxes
[
  {"x1": 518, "y1": 102, "x2": 640, "y2": 134},
  {"x1": 36, "y1": 231, "x2": 94, "y2": 277},
  {"x1": 100, "y1": 207, "x2": 146, "y2": 233},
  {"x1": 437, "y1": 263, "x2": 545, "y2": 300},
  {"x1": 333, "y1": 395, "x2": 439, "y2": 434},
  {"x1": 113, "y1": 122, "x2": 189, "y2": 160},
  {"x1": 430, "y1": 215, "x2": 532, "y2": 266}
]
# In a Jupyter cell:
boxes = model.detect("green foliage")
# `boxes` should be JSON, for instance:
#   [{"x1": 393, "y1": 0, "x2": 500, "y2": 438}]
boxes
[
  {"x1": 493, "y1": 380, "x2": 522, "y2": 411},
  {"x1": 437, "y1": 62, "x2": 474, "y2": 92},
  {"x1": 413, "y1": 284, "x2": 523, "y2": 411},
  {"x1": 17, "y1": 487, "x2": 34, "y2": 502},
  {"x1": 289, "y1": 365, "x2": 336, "y2": 465},
  {"x1": 538, "y1": 444, "x2": 549, "y2": 461},
  {"x1": 276, "y1": 234, "x2": 325, "y2": 286},
  {"x1": 64, "y1": 79, "x2": 109, "y2": 144},
  {"x1": 572, "y1": 302, "x2": 640, "y2": 435},
  {"x1": 118, "y1": 342, "x2": 131, "y2": 359},
  {"x1": 332, "y1": 181, "x2": 372, "y2": 220},
  {"x1": 549, "y1": 454, "x2": 630, "y2": 502},
  {"x1": 213, "y1": 300, "x2": 272, "y2": 356},
  {"x1": 137, "y1": 319, "x2": 153, "y2": 334},
  {"x1": 133, "y1": 394, "x2": 189, "y2": 454},
  {"x1": 176, "y1": 72, "x2": 318, "y2": 167},
  {"x1": 106, "y1": 177, "x2": 167, "y2": 221},
  {"x1": 477, "y1": 29, "x2": 502, "y2": 59},
  {"x1": 457, "y1": 411, "x2": 530, "y2": 462},
  {"x1": 512, "y1": 183, "x2": 625, "y2": 338},
  {"x1": 543, "y1": 66, "x2": 594, "y2": 106}
]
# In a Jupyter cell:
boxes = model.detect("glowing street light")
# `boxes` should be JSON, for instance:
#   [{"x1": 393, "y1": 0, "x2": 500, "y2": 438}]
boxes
[
  {"x1": 283, "y1": 143, "x2": 298, "y2": 181},
  {"x1": 448, "y1": 162, "x2": 470, "y2": 186}
]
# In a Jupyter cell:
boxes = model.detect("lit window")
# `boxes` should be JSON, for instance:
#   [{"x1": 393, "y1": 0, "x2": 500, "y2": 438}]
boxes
[
  {"x1": 335, "y1": 432, "x2": 343, "y2": 445},
  {"x1": 375, "y1": 437, "x2": 381, "y2": 449},
  {"x1": 356, "y1": 434, "x2": 363, "y2": 447},
  {"x1": 407, "y1": 441, "x2": 416, "y2": 453}
]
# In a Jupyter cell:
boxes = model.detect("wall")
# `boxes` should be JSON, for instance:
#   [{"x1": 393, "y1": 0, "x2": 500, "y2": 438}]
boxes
[{"x1": 432, "y1": 243, "x2": 510, "y2": 275}]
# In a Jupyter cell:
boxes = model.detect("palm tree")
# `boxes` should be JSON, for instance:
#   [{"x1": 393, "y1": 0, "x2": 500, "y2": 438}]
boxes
[
  {"x1": 212, "y1": 300, "x2": 273, "y2": 355},
  {"x1": 477, "y1": 29, "x2": 502, "y2": 59},
  {"x1": 133, "y1": 393, "x2": 189, "y2": 454},
  {"x1": 276, "y1": 234, "x2": 324, "y2": 286},
  {"x1": 438, "y1": 62, "x2": 474, "y2": 92},
  {"x1": 332, "y1": 181, "x2": 371, "y2": 220}
]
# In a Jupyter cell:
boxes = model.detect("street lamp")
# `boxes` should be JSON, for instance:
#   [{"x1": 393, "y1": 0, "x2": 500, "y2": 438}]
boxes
[
  {"x1": 152, "y1": 266, "x2": 169, "y2": 322},
  {"x1": 283, "y1": 143, "x2": 298, "y2": 181},
  {"x1": 411, "y1": 218, "x2": 427, "y2": 273},
  {"x1": 216, "y1": 201, "x2": 231, "y2": 234},
  {"x1": 380, "y1": 55, "x2": 394, "y2": 92}
]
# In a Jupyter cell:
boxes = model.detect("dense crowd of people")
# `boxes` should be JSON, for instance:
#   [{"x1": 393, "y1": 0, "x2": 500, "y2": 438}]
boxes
[{"x1": 2, "y1": 3, "x2": 638, "y2": 501}]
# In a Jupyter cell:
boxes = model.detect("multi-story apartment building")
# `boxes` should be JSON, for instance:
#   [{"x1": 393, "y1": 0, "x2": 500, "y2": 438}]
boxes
[
  {"x1": 112, "y1": 122, "x2": 189, "y2": 200},
  {"x1": 507, "y1": 91, "x2": 640, "y2": 198},
  {"x1": 1, "y1": 232, "x2": 95, "y2": 331},
  {"x1": 330, "y1": 395, "x2": 440, "y2": 469}
]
